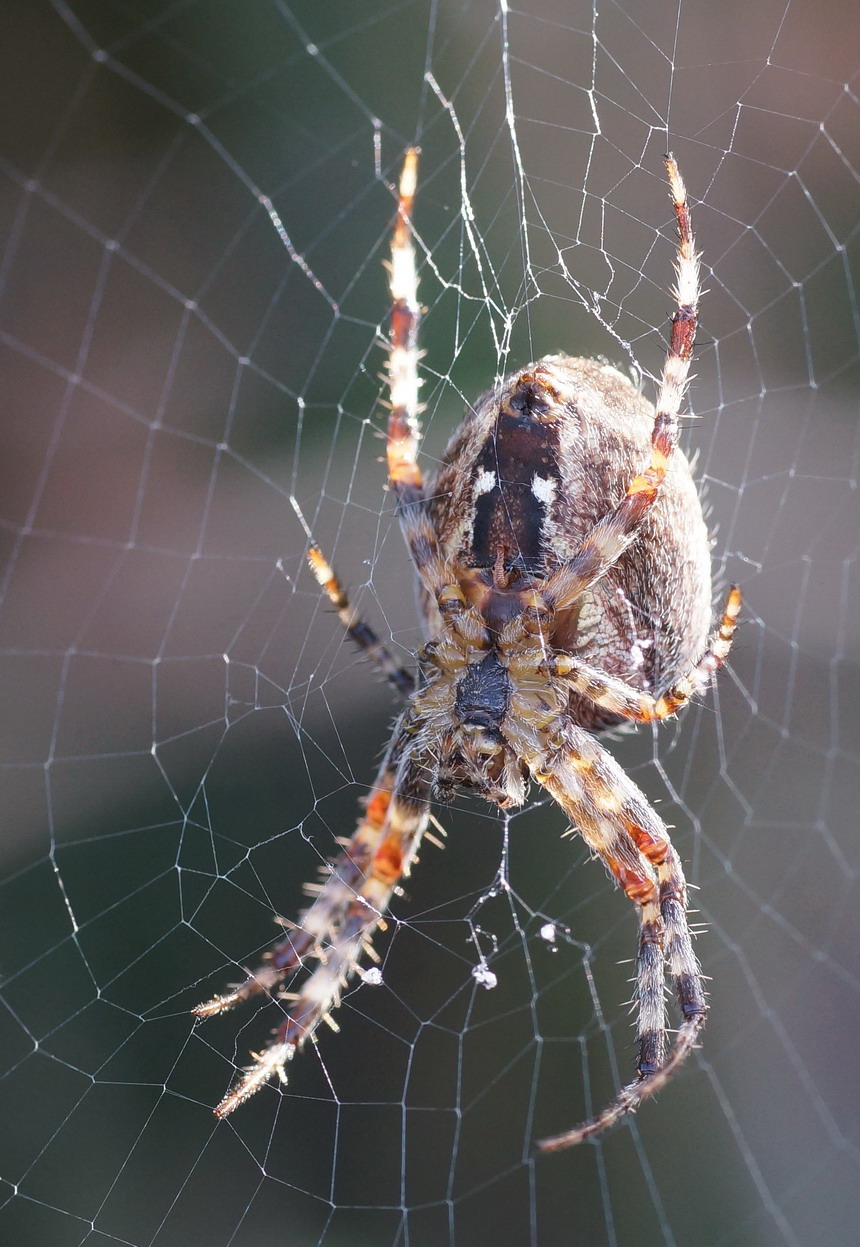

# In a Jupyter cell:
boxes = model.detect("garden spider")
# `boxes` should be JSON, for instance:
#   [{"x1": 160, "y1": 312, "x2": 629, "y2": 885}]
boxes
[{"x1": 195, "y1": 149, "x2": 740, "y2": 1149}]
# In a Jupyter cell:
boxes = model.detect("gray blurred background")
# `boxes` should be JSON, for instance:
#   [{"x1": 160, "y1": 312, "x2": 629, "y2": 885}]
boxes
[{"x1": 0, "y1": 1, "x2": 858, "y2": 1245}]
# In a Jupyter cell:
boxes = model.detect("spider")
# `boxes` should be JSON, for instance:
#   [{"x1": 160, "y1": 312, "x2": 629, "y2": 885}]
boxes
[{"x1": 195, "y1": 149, "x2": 740, "y2": 1149}]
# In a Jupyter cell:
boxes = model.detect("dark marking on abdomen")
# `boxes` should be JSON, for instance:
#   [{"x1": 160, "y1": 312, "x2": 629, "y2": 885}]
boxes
[{"x1": 469, "y1": 379, "x2": 562, "y2": 571}]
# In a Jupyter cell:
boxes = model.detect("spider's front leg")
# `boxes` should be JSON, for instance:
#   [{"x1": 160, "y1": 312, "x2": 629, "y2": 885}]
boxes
[
  {"x1": 384, "y1": 149, "x2": 461, "y2": 606},
  {"x1": 194, "y1": 715, "x2": 431, "y2": 1116},
  {"x1": 503, "y1": 714, "x2": 706, "y2": 1150},
  {"x1": 544, "y1": 153, "x2": 701, "y2": 616}
]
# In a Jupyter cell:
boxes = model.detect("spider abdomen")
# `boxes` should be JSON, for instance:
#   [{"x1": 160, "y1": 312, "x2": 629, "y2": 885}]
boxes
[{"x1": 425, "y1": 354, "x2": 712, "y2": 730}]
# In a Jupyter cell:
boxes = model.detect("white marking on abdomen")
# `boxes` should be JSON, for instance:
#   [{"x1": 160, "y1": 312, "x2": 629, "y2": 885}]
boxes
[{"x1": 531, "y1": 474, "x2": 556, "y2": 505}]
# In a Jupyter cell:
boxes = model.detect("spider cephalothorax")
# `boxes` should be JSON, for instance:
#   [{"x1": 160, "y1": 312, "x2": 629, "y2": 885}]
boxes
[{"x1": 195, "y1": 150, "x2": 740, "y2": 1149}]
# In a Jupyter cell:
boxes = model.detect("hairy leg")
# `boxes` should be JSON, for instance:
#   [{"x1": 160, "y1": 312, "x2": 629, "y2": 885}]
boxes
[
  {"x1": 503, "y1": 715, "x2": 706, "y2": 1150},
  {"x1": 548, "y1": 586, "x2": 741, "y2": 721},
  {"x1": 544, "y1": 155, "x2": 702, "y2": 615},
  {"x1": 194, "y1": 716, "x2": 431, "y2": 1116}
]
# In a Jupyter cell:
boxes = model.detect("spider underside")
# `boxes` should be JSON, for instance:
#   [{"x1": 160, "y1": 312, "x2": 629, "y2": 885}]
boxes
[{"x1": 195, "y1": 150, "x2": 740, "y2": 1150}]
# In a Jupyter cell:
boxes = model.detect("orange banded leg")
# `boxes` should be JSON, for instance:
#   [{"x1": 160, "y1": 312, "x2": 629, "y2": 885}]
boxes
[
  {"x1": 584, "y1": 830, "x2": 670, "y2": 1088},
  {"x1": 621, "y1": 155, "x2": 700, "y2": 506},
  {"x1": 304, "y1": 540, "x2": 415, "y2": 700},
  {"x1": 542, "y1": 783, "x2": 704, "y2": 1148},
  {"x1": 626, "y1": 819, "x2": 708, "y2": 1089},
  {"x1": 545, "y1": 832, "x2": 711, "y2": 1152},
  {"x1": 576, "y1": 761, "x2": 691, "y2": 1090},
  {"x1": 504, "y1": 718, "x2": 706, "y2": 1150},
  {"x1": 558, "y1": 742, "x2": 707, "y2": 1145},
  {"x1": 193, "y1": 722, "x2": 403, "y2": 1021},
  {"x1": 384, "y1": 151, "x2": 488, "y2": 625},
  {"x1": 658, "y1": 153, "x2": 700, "y2": 430},
  {"x1": 502, "y1": 718, "x2": 670, "y2": 1138},
  {"x1": 384, "y1": 148, "x2": 463, "y2": 608},
  {"x1": 543, "y1": 156, "x2": 701, "y2": 616},
  {"x1": 549, "y1": 586, "x2": 742, "y2": 722},
  {"x1": 655, "y1": 585, "x2": 741, "y2": 717},
  {"x1": 386, "y1": 147, "x2": 422, "y2": 499},
  {"x1": 194, "y1": 717, "x2": 431, "y2": 1117}
]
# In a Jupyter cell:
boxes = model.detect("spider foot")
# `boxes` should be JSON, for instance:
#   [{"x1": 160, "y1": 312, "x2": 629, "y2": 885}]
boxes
[
  {"x1": 193, "y1": 965, "x2": 285, "y2": 1018},
  {"x1": 535, "y1": 1013, "x2": 706, "y2": 1152},
  {"x1": 194, "y1": 921, "x2": 320, "y2": 1020},
  {"x1": 214, "y1": 1041, "x2": 296, "y2": 1118}
]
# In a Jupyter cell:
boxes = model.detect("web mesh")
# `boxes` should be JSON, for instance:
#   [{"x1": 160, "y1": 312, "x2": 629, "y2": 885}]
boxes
[{"x1": 1, "y1": 2, "x2": 858, "y2": 1245}]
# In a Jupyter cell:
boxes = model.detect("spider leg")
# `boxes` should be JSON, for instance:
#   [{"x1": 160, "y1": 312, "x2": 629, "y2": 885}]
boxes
[
  {"x1": 549, "y1": 586, "x2": 741, "y2": 722},
  {"x1": 304, "y1": 537, "x2": 416, "y2": 699},
  {"x1": 502, "y1": 715, "x2": 706, "y2": 1150},
  {"x1": 386, "y1": 146, "x2": 423, "y2": 501},
  {"x1": 193, "y1": 723, "x2": 401, "y2": 1022},
  {"x1": 193, "y1": 724, "x2": 401, "y2": 1019},
  {"x1": 385, "y1": 149, "x2": 464, "y2": 609},
  {"x1": 539, "y1": 831, "x2": 707, "y2": 1152},
  {"x1": 194, "y1": 715, "x2": 431, "y2": 1116},
  {"x1": 543, "y1": 154, "x2": 701, "y2": 615}
]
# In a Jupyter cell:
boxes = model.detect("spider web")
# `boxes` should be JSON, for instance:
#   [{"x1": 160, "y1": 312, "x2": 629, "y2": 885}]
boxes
[{"x1": 1, "y1": 1, "x2": 858, "y2": 1244}]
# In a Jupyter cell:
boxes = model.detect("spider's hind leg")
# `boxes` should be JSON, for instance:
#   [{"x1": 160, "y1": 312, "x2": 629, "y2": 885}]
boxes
[
  {"x1": 505, "y1": 717, "x2": 707, "y2": 1151},
  {"x1": 195, "y1": 715, "x2": 431, "y2": 1117},
  {"x1": 543, "y1": 154, "x2": 702, "y2": 617},
  {"x1": 539, "y1": 839, "x2": 708, "y2": 1150}
]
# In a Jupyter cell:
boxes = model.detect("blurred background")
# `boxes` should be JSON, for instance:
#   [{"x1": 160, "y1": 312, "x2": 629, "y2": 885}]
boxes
[{"x1": 0, "y1": 1, "x2": 858, "y2": 1244}]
